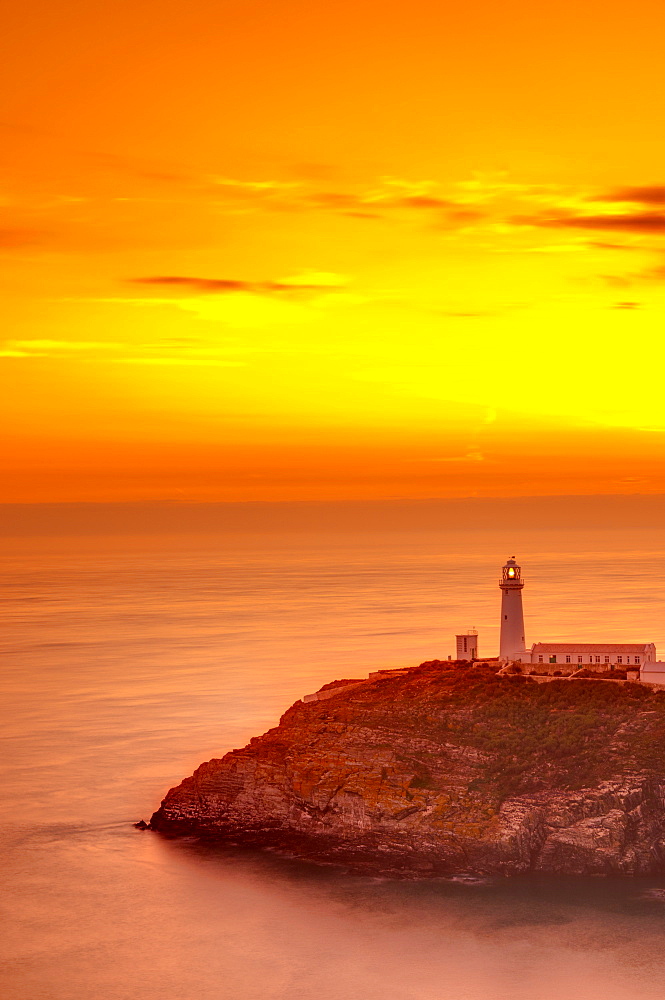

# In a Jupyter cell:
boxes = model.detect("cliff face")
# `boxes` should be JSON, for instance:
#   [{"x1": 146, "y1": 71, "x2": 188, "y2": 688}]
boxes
[{"x1": 150, "y1": 663, "x2": 665, "y2": 876}]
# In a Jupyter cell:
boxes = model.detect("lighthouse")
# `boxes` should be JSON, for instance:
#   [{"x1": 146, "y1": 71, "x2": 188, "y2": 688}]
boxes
[{"x1": 499, "y1": 557, "x2": 527, "y2": 661}]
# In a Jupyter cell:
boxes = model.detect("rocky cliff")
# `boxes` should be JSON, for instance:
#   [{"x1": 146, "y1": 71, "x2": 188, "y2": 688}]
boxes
[{"x1": 149, "y1": 662, "x2": 665, "y2": 876}]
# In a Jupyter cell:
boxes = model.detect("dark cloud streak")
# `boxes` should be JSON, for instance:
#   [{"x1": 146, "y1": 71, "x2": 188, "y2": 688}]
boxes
[
  {"x1": 393, "y1": 195, "x2": 454, "y2": 209},
  {"x1": 517, "y1": 213, "x2": 665, "y2": 234},
  {"x1": 587, "y1": 240, "x2": 644, "y2": 251},
  {"x1": 130, "y1": 276, "x2": 341, "y2": 295},
  {"x1": 593, "y1": 186, "x2": 665, "y2": 205}
]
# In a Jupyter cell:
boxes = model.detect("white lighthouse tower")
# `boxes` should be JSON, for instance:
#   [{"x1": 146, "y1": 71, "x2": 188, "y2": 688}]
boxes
[{"x1": 499, "y1": 557, "x2": 527, "y2": 661}]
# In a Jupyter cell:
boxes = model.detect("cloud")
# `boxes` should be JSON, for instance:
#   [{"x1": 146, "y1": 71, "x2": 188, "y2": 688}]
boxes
[
  {"x1": 341, "y1": 211, "x2": 382, "y2": 220},
  {"x1": 305, "y1": 189, "x2": 455, "y2": 213},
  {"x1": 120, "y1": 274, "x2": 359, "y2": 328},
  {"x1": 114, "y1": 357, "x2": 246, "y2": 366},
  {"x1": 393, "y1": 195, "x2": 454, "y2": 209},
  {"x1": 612, "y1": 301, "x2": 641, "y2": 309},
  {"x1": 454, "y1": 174, "x2": 555, "y2": 201},
  {"x1": 507, "y1": 181, "x2": 665, "y2": 235},
  {"x1": 212, "y1": 177, "x2": 298, "y2": 194},
  {"x1": 517, "y1": 212, "x2": 665, "y2": 234},
  {"x1": 0, "y1": 339, "x2": 126, "y2": 359},
  {"x1": 598, "y1": 259, "x2": 665, "y2": 288},
  {"x1": 587, "y1": 240, "x2": 644, "y2": 251},
  {"x1": 592, "y1": 186, "x2": 665, "y2": 205},
  {"x1": 130, "y1": 272, "x2": 349, "y2": 296},
  {"x1": 133, "y1": 276, "x2": 260, "y2": 293},
  {"x1": 0, "y1": 336, "x2": 247, "y2": 365},
  {"x1": 0, "y1": 350, "x2": 43, "y2": 358},
  {"x1": 639, "y1": 264, "x2": 665, "y2": 281},
  {"x1": 206, "y1": 174, "x2": 485, "y2": 226},
  {"x1": 7, "y1": 339, "x2": 123, "y2": 351}
]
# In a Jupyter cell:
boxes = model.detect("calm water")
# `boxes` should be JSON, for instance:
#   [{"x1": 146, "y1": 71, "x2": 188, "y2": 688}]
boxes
[{"x1": 4, "y1": 525, "x2": 665, "y2": 999}]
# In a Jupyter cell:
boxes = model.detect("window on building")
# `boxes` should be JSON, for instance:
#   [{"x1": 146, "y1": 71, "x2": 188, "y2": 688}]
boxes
[
  {"x1": 566, "y1": 655, "x2": 571, "y2": 663},
  {"x1": 604, "y1": 656, "x2": 610, "y2": 663},
  {"x1": 595, "y1": 656, "x2": 601, "y2": 663},
  {"x1": 617, "y1": 656, "x2": 622, "y2": 664},
  {"x1": 538, "y1": 655, "x2": 543, "y2": 663},
  {"x1": 635, "y1": 656, "x2": 640, "y2": 664},
  {"x1": 463, "y1": 637, "x2": 467, "y2": 651},
  {"x1": 549, "y1": 655, "x2": 557, "y2": 663},
  {"x1": 590, "y1": 655, "x2": 594, "y2": 662},
  {"x1": 578, "y1": 656, "x2": 583, "y2": 663}
]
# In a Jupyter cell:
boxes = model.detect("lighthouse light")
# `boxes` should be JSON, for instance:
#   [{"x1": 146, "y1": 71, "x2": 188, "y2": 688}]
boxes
[{"x1": 507, "y1": 567, "x2": 515, "y2": 578}]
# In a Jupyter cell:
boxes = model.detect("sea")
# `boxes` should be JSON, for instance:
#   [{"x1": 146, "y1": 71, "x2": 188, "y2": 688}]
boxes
[{"x1": 4, "y1": 500, "x2": 665, "y2": 1000}]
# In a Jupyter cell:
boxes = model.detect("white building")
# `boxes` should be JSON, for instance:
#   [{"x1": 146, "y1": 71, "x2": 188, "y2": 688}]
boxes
[
  {"x1": 456, "y1": 631, "x2": 478, "y2": 660},
  {"x1": 530, "y1": 643, "x2": 655, "y2": 667},
  {"x1": 497, "y1": 557, "x2": 657, "y2": 670}
]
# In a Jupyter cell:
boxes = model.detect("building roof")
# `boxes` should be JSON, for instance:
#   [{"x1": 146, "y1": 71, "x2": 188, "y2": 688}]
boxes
[{"x1": 531, "y1": 642, "x2": 654, "y2": 653}]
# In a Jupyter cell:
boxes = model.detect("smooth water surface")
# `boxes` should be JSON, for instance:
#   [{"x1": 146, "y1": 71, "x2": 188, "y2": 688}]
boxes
[{"x1": 4, "y1": 524, "x2": 665, "y2": 999}]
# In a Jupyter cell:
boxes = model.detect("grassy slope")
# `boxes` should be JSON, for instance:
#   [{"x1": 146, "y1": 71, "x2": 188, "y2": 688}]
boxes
[{"x1": 287, "y1": 663, "x2": 665, "y2": 802}]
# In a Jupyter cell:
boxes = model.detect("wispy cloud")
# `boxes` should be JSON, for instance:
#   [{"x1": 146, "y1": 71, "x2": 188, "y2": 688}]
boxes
[
  {"x1": 206, "y1": 173, "x2": 665, "y2": 240},
  {"x1": 130, "y1": 271, "x2": 348, "y2": 296},
  {"x1": 599, "y1": 259, "x2": 665, "y2": 287},
  {"x1": 586, "y1": 240, "x2": 645, "y2": 251},
  {"x1": 0, "y1": 336, "x2": 248, "y2": 366},
  {"x1": 206, "y1": 174, "x2": 486, "y2": 227},
  {"x1": 8, "y1": 339, "x2": 124, "y2": 351},
  {"x1": 644, "y1": 264, "x2": 665, "y2": 280},
  {"x1": 114, "y1": 357, "x2": 246, "y2": 366},
  {"x1": 0, "y1": 339, "x2": 132, "y2": 361},
  {"x1": 0, "y1": 349, "x2": 43, "y2": 358},
  {"x1": 202, "y1": 173, "x2": 665, "y2": 247},
  {"x1": 591, "y1": 186, "x2": 665, "y2": 205},
  {"x1": 525, "y1": 212, "x2": 665, "y2": 234},
  {"x1": 504, "y1": 179, "x2": 665, "y2": 237},
  {"x1": 211, "y1": 177, "x2": 299, "y2": 194}
]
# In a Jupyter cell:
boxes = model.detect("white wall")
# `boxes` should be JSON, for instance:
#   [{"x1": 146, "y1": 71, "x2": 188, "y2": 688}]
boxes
[
  {"x1": 640, "y1": 662, "x2": 665, "y2": 686},
  {"x1": 456, "y1": 635, "x2": 478, "y2": 658}
]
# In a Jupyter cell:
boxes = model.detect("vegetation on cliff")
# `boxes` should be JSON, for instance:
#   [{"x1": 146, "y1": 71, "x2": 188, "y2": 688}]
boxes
[
  {"x1": 355, "y1": 662, "x2": 665, "y2": 797},
  {"x1": 149, "y1": 662, "x2": 665, "y2": 876}
]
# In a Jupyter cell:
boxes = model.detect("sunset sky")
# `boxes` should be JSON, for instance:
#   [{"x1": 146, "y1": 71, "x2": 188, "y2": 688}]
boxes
[{"x1": 4, "y1": 0, "x2": 665, "y2": 502}]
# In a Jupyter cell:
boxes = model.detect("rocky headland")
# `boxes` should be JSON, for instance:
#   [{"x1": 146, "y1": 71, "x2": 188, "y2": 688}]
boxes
[{"x1": 148, "y1": 661, "x2": 665, "y2": 877}]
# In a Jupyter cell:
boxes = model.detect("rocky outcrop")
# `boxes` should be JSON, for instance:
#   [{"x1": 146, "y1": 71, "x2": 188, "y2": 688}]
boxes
[{"x1": 149, "y1": 662, "x2": 665, "y2": 876}]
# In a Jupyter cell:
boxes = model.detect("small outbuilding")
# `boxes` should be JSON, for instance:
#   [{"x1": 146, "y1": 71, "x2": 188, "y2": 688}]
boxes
[
  {"x1": 456, "y1": 631, "x2": 478, "y2": 660},
  {"x1": 639, "y1": 661, "x2": 665, "y2": 686}
]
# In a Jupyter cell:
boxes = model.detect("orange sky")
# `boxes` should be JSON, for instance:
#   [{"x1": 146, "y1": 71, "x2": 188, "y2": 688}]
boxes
[{"x1": 3, "y1": 0, "x2": 665, "y2": 501}]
